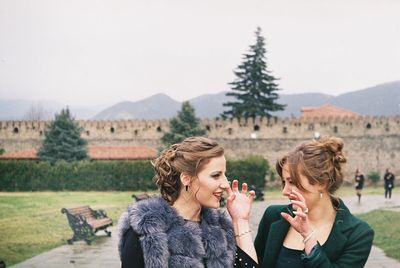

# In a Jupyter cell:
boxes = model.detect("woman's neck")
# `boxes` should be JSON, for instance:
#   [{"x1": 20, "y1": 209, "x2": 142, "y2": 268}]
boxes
[
  {"x1": 172, "y1": 195, "x2": 202, "y2": 222},
  {"x1": 307, "y1": 196, "x2": 336, "y2": 225}
]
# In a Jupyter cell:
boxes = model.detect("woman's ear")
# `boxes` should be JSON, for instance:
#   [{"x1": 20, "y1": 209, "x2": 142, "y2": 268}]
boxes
[
  {"x1": 180, "y1": 172, "x2": 191, "y2": 187},
  {"x1": 318, "y1": 181, "x2": 329, "y2": 192}
]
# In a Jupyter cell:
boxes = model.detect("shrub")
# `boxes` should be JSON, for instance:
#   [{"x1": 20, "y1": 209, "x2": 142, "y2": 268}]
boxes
[
  {"x1": 0, "y1": 160, "x2": 156, "y2": 191},
  {"x1": 367, "y1": 170, "x2": 380, "y2": 185},
  {"x1": 269, "y1": 170, "x2": 277, "y2": 183},
  {"x1": 0, "y1": 156, "x2": 270, "y2": 191},
  {"x1": 227, "y1": 155, "x2": 269, "y2": 189}
]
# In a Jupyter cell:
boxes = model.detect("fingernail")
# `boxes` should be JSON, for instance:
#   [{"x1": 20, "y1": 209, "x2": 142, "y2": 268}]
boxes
[{"x1": 293, "y1": 211, "x2": 298, "y2": 214}]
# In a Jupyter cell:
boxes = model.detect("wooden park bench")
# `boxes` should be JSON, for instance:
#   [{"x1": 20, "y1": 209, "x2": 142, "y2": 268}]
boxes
[
  {"x1": 132, "y1": 193, "x2": 151, "y2": 202},
  {"x1": 61, "y1": 205, "x2": 113, "y2": 245}
]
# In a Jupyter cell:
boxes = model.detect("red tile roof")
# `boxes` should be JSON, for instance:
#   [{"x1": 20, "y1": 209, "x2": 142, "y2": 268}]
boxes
[
  {"x1": 87, "y1": 146, "x2": 157, "y2": 160},
  {"x1": 0, "y1": 149, "x2": 37, "y2": 160},
  {"x1": 300, "y1": 103, "x2": 361, "y2": 118},
  {"x1": 0, "y1": 146, "x2": 157, "y2": 160}
]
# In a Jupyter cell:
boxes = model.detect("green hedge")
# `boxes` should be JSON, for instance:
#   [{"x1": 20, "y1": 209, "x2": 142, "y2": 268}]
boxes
[
  {"x1": 227, "y1": 155, "x2": 269, "y2": 189},
  {"x1": 0, "y1": 160, "x2": 156, "y2": 191},
  {"x1": 0, "y1": 156, "x2": 269, "y2": 191},
  {"x1": 367, "y1": 170, "x2": 380, "y2": 185}
]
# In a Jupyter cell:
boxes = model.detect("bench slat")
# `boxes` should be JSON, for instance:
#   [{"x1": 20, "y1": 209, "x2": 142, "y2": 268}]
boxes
[{"x1": 62, "y1": 205, "x2": 113, "y2": 245}]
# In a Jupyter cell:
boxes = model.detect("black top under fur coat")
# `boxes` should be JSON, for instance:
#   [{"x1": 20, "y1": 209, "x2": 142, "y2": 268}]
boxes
[
  {"x1": 119, "y1": 197, "x2": 255, "y2": 268},
  {"x1": 120, "y1": 226, "x2": 257, "y2": 268}
]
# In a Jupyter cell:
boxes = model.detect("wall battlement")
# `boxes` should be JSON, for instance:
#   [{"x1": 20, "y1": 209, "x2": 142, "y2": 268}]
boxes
[
  {"x1": 1, "y1": 116, "x2": 399, "y2": 145},
  {"x1": 1, "y1": 116, "x2": 399, "y2": 179}
]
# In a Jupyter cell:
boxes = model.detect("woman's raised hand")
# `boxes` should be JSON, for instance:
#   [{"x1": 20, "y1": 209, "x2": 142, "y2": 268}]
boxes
[
  {"x1": 280, "y1": 189, "x2": 313, "y2": 238},
  {"x1": 226, "y1": 179, "x2": 255, "y2": 221}
]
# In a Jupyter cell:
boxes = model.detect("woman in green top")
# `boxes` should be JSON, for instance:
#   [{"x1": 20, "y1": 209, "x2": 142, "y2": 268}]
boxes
[{"x1": 227, "y1": 136, "x2": 374, "y2": 268}]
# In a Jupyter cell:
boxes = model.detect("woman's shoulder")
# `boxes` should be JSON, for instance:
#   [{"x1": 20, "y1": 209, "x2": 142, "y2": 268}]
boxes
[
  {"x1": 343, "y1": 213, "x2": 375, "y2": 250},
  {"x1": 120, "y1": 197, "x2": 178, "y2": 235},
  {"x1": 261, "y1": 204, "x2": 288, "y2": 221},
  {"x1": 348, "y1": 212, "x2": 374, "y2": 234},
  {"x1": 337, "y1": 200, "x2": 374, "y2": 236},
  {"x1": 129, "y1": 196, "x2": 170, "y2": 212},
  {"x1": 266, "y1": 204, "x2": 288, "y2": 213}
]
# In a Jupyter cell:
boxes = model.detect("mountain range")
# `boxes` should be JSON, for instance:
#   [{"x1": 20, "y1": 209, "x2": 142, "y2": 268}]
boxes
[
  {"x1": 89, "y1": 80, "x2": 400, "y2": 119},
  {"x1": 1, "y1": 81, "x2": 399, "y2": 120}
]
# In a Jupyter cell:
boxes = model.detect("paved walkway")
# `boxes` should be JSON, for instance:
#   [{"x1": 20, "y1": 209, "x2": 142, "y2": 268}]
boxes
[{"x1": 11, "y1": 195, "x2": 400, "y2": 268}]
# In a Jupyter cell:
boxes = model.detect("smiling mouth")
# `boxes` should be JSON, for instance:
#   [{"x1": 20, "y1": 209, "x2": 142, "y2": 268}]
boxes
[{"x1": 213, "y1": 193, "x2": 222, "y2": 200}]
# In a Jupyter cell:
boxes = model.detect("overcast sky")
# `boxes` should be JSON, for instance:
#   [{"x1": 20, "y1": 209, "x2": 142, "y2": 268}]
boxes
[{"x1": 0, "y1": 0, "x2": 399, "y2": 106}]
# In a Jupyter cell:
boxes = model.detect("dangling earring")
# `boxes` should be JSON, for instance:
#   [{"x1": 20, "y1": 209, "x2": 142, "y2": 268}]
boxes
[
  {"x1": 320, "y1": 192, "x2": 323, "y2": 199},
  {"x1": 183, "y1": 185, "x2": 191, "y2": 202}
]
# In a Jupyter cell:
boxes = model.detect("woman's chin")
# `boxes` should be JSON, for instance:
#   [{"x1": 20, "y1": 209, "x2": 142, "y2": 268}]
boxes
[{"x1": 202, "y1": 201, "x2": 220, "y2": 209}]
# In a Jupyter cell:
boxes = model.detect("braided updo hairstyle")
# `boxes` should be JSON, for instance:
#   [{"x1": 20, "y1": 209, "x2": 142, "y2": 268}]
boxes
[
  {"x1": 153, "y1": 136, "x2": 224, "y2": 204},
  {"x1": 276, "y1": 136, "x2": 347, "y2": 194}
]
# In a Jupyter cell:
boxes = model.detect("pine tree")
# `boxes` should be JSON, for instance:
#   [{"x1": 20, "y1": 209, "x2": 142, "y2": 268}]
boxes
[
  {"x1": 38, "y1": 107, "x2": 88, "y2": 163},
  {"x1": 223, "y1": 27, "x2": 285, "y2": 118},
  {"x1": 161, "y1": 101, "x2": 207, "y2": 146}
]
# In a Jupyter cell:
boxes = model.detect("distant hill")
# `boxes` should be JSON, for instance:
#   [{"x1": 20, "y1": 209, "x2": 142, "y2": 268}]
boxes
[
  {"x1": 0, "y1": 99, "x2": 58, "y2": 120},
  {"x1": 189, "y1": 91, "x2": 234, "y2": 118},
  {"x1": 91, "y1": 92, "x2": 234, "y2": 120},
  {"x1": 273, "y1": 93, "x2": 333, "y2": 117},
  {"x1": 92, "y1": 81, "x2": 400, "y2": 119},
  {"x1": 1, "y1": 81, "x2": 399, "y2": 120},
  {"x1": 329, "y1": 81, "x2": 400, "y2": 116},
  {"x1": 0, "y1": 99, "x2": 107, "y2": 120},
  {"x1": 92, "y1": 93, "x2": 181, "y2": 120}
]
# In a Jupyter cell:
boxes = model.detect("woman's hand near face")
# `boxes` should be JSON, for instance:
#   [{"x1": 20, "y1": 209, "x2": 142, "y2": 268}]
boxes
[
  {"x1": 226, "y1": 179, "x2": 255, "y2": 221},
  {"x1": 226, "y1": 179, "x2": 259, "y2": 263},
  {"x1": 280, "y1": 189, "x2": 313, "y2": 238},
  {"x1": 281, "y1": 189, "x2": 319, "y2": 255}
]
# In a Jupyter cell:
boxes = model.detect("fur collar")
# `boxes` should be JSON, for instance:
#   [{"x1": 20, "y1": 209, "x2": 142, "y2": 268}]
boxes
[{"x1": 119, "y1": 197, "x2": 236, "y2": 268}]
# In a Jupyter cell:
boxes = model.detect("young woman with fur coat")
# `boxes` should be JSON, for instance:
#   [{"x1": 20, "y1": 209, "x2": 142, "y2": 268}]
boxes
[{"x1": 118, "y1": 137, "x2": 258, "y2": 268}]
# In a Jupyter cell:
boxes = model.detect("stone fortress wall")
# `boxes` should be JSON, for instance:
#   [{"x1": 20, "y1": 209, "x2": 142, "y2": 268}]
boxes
[{"x1": 1, "y1": 116, "x2": 400, "y2": 182}]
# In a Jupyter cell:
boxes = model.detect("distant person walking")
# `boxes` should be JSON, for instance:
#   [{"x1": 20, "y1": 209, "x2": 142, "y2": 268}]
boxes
[
  {"x1": 384, "y1": 168, "x2": 395, "y2": 199},
  {"x1": 355, "y1": 169, "x2": 365, "y2": 203}
]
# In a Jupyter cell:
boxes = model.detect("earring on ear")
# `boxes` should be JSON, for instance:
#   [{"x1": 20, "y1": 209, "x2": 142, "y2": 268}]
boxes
[
  {"x1": 182, "y1": 184, "x2": 192, "y2": 202},
  {"x1": 320, "y1": 192, "x2": 323, "y2": 199}
]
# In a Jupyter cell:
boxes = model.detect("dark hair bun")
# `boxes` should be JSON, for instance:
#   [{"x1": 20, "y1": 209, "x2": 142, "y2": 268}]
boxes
[{"x1": 321, "y1": 137, "x2": 347, "y2": 163}]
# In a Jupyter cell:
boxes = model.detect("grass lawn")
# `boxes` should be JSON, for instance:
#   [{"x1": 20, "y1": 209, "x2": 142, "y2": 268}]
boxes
[
  {"x1": 358, "y1": 209, "x2": 400, "y2": 261},
  {"x1": 0, "y1": 191, "x2": 138, "y2": 266},
  {"x1": 0, "y1": 186, "x2": 388, "y2": 266}
]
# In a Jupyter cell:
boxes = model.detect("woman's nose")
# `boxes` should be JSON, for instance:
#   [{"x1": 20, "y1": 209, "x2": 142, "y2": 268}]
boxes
[
  {"x1": 220, "y1": 176, "x2": 230, "y2": 189},
  {"x1": 282, "y1": 183, "x2": 291, "y2": 196}
]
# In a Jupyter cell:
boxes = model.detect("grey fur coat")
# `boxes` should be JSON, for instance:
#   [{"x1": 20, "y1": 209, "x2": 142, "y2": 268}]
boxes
[{"x1": 118, "y1": 197, "x2": 236, "y2": 268}]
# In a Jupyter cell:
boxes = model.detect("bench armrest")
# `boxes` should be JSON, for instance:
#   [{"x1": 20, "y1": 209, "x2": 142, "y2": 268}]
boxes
[
  {"x1": 76, "y1": 214, "x2": 88, "y2": 223},
  {"x1": 93, "y1": 209, "x2": 108, "y2": 219}
]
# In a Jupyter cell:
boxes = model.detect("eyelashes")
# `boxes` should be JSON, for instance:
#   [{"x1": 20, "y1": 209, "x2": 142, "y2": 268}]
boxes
[
  {"x1": 211, "y1": 173, "x2": 226, "y2": 179},
  {"x1": 282, "y1": 180, "x2": 294, "y2": 186}
]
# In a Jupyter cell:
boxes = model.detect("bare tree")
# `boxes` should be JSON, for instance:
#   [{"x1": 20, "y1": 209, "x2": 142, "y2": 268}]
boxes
[{"x1": 24, "y1": 103, "x2": 51, "y2": 120}]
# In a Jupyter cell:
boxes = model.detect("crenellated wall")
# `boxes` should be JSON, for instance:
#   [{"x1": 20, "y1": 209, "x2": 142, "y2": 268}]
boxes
[{"x1": 1, "y1": 116, "x2": 399, "y2": 180}]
